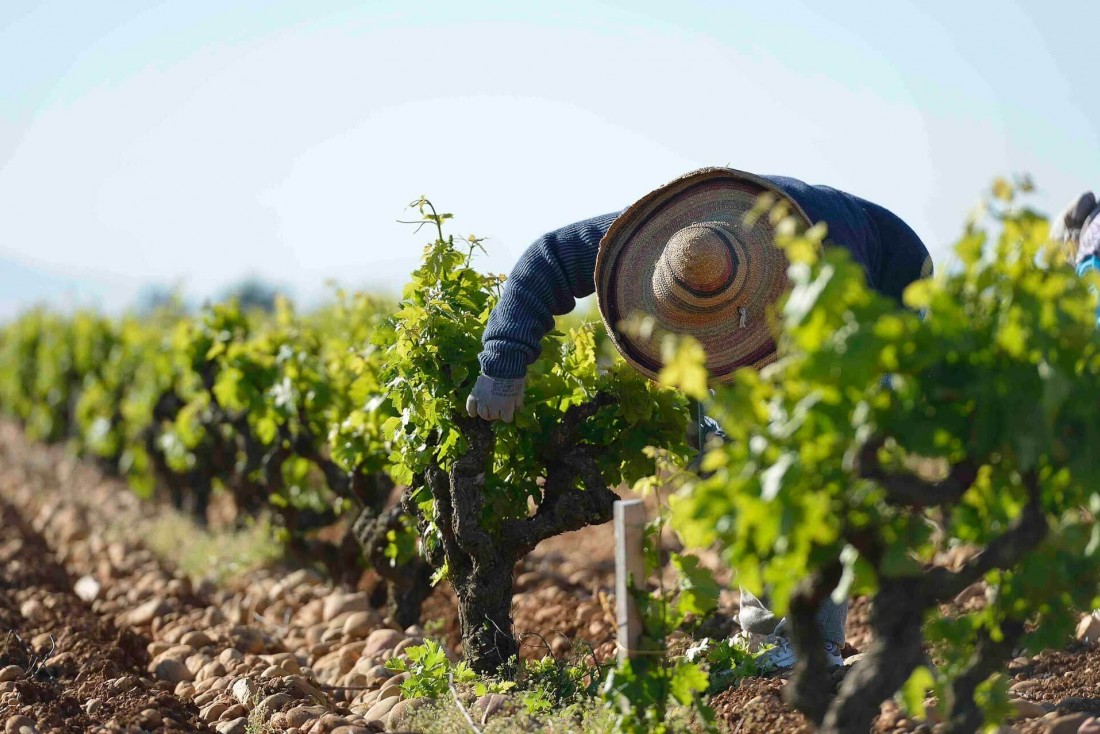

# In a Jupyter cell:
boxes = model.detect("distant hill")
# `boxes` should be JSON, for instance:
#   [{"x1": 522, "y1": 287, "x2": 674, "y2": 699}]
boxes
[{"x1": 0, "y1": 256, "x2": 117, "y2": 321}]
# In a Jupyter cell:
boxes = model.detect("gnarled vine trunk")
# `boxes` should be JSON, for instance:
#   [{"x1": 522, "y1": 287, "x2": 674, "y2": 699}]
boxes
[
  {"x1": 425, "y1": 397, "x2": 620, "y2": 675},
  {"x1": 351, "y1": 500, "x2": 435, "y2": 629},
  {"x1": 783, "y1": 445, "x2": 1049, "y2": 734}
]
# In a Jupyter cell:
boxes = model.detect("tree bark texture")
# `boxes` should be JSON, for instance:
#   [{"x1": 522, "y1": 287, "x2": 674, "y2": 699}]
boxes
[{"x1": 431, "y1": 396, "x2": 620, "y2": 675}]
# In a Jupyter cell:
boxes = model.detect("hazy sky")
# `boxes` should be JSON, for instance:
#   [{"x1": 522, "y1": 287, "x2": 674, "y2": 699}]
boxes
[{"x1": 1, "y1": 0, "x2": 1097, "y2": 317}]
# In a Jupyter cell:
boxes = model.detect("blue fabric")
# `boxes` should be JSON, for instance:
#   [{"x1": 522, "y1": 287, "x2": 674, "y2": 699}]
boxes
[
  {"x1": 479, "y1": 174, "x2": 932, "y2": 379},
  {"x1": 1078, "y1": 255, "x2": 1100, "y2": 327}
]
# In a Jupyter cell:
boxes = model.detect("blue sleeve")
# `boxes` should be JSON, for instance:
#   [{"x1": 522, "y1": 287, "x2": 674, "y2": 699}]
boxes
[
  {"x1": 764, "y1": 175, "x2": 932, "y2": 302},
  {"x1": 479, "y1": 211, "x2": 623, "y2": 379},
  {"x1": 857, "y1": 198, "x2": 934, "y2": 301},
  {"x1": 1077, "y1": 255, "x2": 1100, "y2": 328}
]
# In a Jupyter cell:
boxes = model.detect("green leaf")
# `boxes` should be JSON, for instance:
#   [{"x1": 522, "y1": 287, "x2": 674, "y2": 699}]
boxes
[
  {"x1": 671, "y1": 553, "x2": 720, "y2": 617},
  {"x1": 669, "y1": 662, "x2": 709, "y2": 705},
  {"x1": 658, "y1": 336, "x2": 709, "y2": 400},
  {"x1": 901, "y1": 666, "x2": 935, "y2": 716}
]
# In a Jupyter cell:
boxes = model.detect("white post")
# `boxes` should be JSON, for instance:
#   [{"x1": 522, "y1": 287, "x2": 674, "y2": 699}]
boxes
[{"x1": 614, "y1": 499, "x2": 647, "y2": 663}]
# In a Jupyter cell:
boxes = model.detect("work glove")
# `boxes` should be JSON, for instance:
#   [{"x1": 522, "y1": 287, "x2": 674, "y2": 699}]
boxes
[
  {"x1": 465, "y1": 375, "x2": 525, "y2": 423},
  {"x1": 1053, "y1": 191, "x2": 1100, "y2": 265}
]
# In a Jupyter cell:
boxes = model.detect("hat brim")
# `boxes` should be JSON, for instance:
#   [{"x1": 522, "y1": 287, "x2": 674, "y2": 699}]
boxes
[{"x1": 595, "y1": 167, "x2": 811, "y2": 383}]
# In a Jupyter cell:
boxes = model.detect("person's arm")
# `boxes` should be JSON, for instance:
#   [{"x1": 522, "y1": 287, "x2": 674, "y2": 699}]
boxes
[
  {"x1": 763, "y1": 175, "x2": 932, "y2": 303},
  {"x1": 467, "y1": 210, "x2": 622, "y2": 421},
  {"x1": 479, "y1": 211, "x2": 621, "y2": 377}
]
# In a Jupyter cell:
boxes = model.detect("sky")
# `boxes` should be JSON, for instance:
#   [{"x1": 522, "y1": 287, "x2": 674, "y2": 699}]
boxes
[{"x1": 0, "y1": 0, "x2": 1097, "y2": 318}]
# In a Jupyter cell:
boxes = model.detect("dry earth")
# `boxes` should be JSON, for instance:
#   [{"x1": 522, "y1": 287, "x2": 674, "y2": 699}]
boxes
[{"x1": 1, "y1": 422, "x2": 1099, "y2": 734}]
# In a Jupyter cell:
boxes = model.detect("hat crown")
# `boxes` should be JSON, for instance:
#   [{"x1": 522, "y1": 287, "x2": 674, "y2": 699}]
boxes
[
  {"x1": 658, "y1": 223, "x2": 738, "y2": 297},
  {"x1": 595, "y1": 167, "x2": 803, "y2": 383}
]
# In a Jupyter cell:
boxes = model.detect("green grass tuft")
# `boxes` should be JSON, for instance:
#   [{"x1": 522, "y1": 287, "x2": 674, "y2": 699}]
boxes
[{"x1": 140, "y1": 510, "x2": 284, "y2": 585}]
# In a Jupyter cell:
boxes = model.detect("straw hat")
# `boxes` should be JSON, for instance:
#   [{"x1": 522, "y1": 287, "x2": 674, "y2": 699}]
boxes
[{"x1": 595, "y1": 167, "x2": 811, "y2": 383}]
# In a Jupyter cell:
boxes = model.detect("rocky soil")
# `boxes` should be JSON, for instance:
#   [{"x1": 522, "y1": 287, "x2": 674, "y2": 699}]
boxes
[{"x1": 2, "y1": 421, "x2": 1100, "y2": 734}]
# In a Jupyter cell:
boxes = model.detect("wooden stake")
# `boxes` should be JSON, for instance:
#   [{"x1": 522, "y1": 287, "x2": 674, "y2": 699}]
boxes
[{"x1": 614, "y1": 499, "x2": 646, "y2": 663}]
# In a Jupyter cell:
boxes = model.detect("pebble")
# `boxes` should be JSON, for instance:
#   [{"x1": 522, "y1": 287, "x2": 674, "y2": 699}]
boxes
[
  {"x1": 1077, "y1": 615, "x2": 1100, "y2": 644},
  {"x1": 387, "y1": 697, "x2": 428, "y2": 727},
  {"x1": 4, "y1": 716, "x2": 35, "y2": 734},
  {"x1": 0, "y1": 666, "x2": 23, "y2": 683},
  {"x1": 73, "y1": 575, "x2": 101, "y2": 602},
  {"x1": 1009, "y1": 698, "x2": 1047, "y2": 719},
  {"x1": 363, "y1": 695, "x2": 400, "y2": 723},
  {"x1": 84, "y1": 698, "x2": 103, "y2": 715},
  {"x1": 216, "y1": 718, "x2": 248, "y2": 734},
  {"x1": 257, "y1": 692, "x2": 294, "y2": 715},
  {"x1": 151, "y1": 658, "x2": 193, "y2": 684},
  {"x1": 219, "y1": 648, "x2": 245, "y2": 666},
  {"x1": 514, "y1": 572, "x2": 541, "y2": 590},
  {"x1": 475, "y1": 693, "x2": 508, "y2": 722},
  {"x1": 319, "y1": 713, "x2": 352, "y2": 728},
  {"x1": 181, "y1": 630, "x2": 213, "y2": 649},
  {"x1": 231, "y1": 677, "x2": 259, "y2": 706},
  {"x1": 198, "y1": 660, "x2": 227, "y2": 681},
  {"x1": 228, "y1": 626, "x2": 266, "y2": 654},
  {"x1": 342, "y1": 611, "x2": 376, "y2": 639},
  {"x1": 1010, "y1": 680, "x2": 1040, "y2": 694},
  {"x1": 18, "y1": 599, "x2": 45, "y2": 623},
  {"x1": 1046, "y1": 712, "x2": 1090, "y2": 734},
  {"x1": 363, "y1": 629, "x2": 404, "y2": 658},
  {"x1": 111, "y1": 675, "x2": 138, "y2": 693},
  {"x1": 200, "y1": 702, "x2": 228, "y2": 722},
  {"x1": 323, "y1": 592, "x2": 372, "y2": 623},
  {"x1": 392, "y1": 637, "x2": 424, "y2": 657},
  {"x1": 137, "y1": 709, "x2": 162, "y2": 727},
  {"x1": 285, "y1": 675, "x2": 329, "y2": 706},
  {"x1": 126, "y1": 596, "x2": 170, "y2": 627},
  {"x1": 376, "y1": 682, "x2": 401, "y2": 702},
  {"x1": 286, "y1": 705, "x2": 329, "y2": 727}
]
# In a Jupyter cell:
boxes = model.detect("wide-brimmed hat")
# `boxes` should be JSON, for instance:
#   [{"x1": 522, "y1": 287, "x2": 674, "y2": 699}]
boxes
[{"x1": 595, "y1": 167, "x2": 811, "y2": 383}]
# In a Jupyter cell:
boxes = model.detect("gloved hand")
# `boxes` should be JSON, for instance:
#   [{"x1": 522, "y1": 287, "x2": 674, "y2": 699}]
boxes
[
  {"x1": 465, "y1": 375, "x2": 525, "y2": 423},
  {"x1": 1053, "y1": 191, "x2": 1100, "y2": 265}
]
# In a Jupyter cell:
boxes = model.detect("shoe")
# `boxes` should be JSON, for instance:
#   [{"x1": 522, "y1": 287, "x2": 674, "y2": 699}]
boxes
[
  {"x1": 733, "y1": 626, "x2": 845, "y2": 672},
  {"x1": 752, "y1": 634, "x2": 797, "y2": 671}
]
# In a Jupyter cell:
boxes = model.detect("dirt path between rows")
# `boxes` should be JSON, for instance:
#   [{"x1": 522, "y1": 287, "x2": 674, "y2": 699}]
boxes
[
  {"x1": 0, "y1": 500, "x2": 211, "y2": 733},
  {"x1": 4, "y1": 419, "x2": 1100, "y2": 734}
]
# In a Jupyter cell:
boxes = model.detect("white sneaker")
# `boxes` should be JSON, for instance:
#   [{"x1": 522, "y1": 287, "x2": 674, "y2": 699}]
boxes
[
  {"x1": 733, "y1": 628, "x2": 845, "y2": 671},
  {"x1": 754, "y1": 634, "x2": 797, "y2": 671}
]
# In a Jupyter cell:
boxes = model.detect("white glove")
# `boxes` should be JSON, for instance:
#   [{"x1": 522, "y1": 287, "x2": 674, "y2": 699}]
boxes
[{"x1": 465, "y1": 375, "x2": 525, "y2": 423}]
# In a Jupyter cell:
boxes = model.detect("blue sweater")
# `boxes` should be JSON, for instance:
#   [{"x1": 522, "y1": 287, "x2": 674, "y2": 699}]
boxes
[{"x1": 479, "y1": 174, "x2": 932, "y2": 380}]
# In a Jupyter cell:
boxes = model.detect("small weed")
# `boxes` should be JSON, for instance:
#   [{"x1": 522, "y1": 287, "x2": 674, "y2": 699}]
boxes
[
  {"x1": 683, "y1": 637, "x2": 763, "y2": 694},
  {"x1": 244, "y1": 693, "x2": 274, "y2": 734},
  {"x1": 385, "y1": 639, "x2": 476, "y2": 699},
  {"x1": 422, "y1": 616, "x2": 447, "y2": 639},
  {"x1": 139, "y1": 510, "x2": 283, "y2": 584}
]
